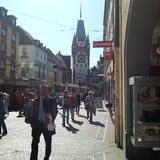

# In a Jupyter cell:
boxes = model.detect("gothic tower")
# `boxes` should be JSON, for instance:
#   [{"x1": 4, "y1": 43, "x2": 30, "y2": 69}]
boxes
[{"x1": 72, "y1": 9, "x2": 90, "y2": 86}]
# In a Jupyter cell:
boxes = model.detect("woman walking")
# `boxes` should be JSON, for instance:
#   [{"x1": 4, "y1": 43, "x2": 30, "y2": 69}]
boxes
[{"x1": 85, "y1": 91, "x2": 96, "y2": 123}]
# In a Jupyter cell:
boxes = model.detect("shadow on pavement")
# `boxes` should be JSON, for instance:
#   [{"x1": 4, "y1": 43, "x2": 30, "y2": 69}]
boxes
[
  {"x1": 97, "y1": 109, "x2": 107, "y2": 112},
  {"x1": 78, "y1": 114, "x2": 87, "y2": 119},
  {"x1": 65, "y1": 123, "x2": 79, "y2": 134},
  {"x1": 72, "y1": 119, "x2": 84, "y2": 125},
  {"x1": 90, "y1": 121, "x2": 105, "y2": 127}
]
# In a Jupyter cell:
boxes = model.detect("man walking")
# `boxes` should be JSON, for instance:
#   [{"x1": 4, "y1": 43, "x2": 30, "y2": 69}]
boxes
[
  {"x1": 30, "y1": 84, "x2": 58, "y2": 160},
  {"x1": 62, "y1": 90, "x2": 70, "y2": 126}
]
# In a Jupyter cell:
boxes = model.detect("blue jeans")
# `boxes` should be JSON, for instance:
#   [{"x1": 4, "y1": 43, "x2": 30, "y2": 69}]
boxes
[
  {"x1": 86, "y1": 107, "x2": 93, "y2": 122},
  {"x1": 62, "y1": 107, "x2": 69, "y2": 124}
]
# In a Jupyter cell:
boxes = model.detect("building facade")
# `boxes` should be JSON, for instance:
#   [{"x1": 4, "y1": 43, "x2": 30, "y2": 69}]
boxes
[
  {"x1": 47, "y1": 49, "x2": 62, "y2": 90},
  {"x1": 0, "y1": 7, "x2": 19, "y2": 83},
  {"x1": 18, "y1": 26, "x2": 61, "y2": 88},
  {"x1": 104, "y1": 0, "x2": 160, "y2": 159},
  {"x1": 56, "y1": 51, "x2": 72, "y2": 85},
  {"x1": 18, "y1": 27, "x2": 47, "y2": 84},
  {"x1": 72, "y1": 14, "x2": 90, "y2": 86}
]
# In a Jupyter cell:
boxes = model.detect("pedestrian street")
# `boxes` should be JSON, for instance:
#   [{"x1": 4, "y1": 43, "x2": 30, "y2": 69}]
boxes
[{"x1": 0, "y1": 102, "x2": 126, "y2": 160}]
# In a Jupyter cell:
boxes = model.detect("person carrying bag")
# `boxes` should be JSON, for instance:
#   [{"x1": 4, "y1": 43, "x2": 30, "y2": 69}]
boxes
[{"x1": 85, "y1": 91, "x2": 96, "y2": 123}]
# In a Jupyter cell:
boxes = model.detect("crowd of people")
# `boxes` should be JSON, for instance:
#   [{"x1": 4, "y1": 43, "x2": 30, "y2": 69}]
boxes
[{"x1": 0, "y1": 84, "x2": 111, "y2": 160}]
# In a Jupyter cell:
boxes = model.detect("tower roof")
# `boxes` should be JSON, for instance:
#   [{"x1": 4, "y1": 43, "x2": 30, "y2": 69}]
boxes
[{"x1": 76, "y1": 20, "x2": 86, "y2": 39}]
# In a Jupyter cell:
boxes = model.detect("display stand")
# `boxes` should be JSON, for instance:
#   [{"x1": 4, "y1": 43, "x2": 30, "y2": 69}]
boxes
[{"x1": 129, "y1": 76, "x2": 160, "y2": 148}]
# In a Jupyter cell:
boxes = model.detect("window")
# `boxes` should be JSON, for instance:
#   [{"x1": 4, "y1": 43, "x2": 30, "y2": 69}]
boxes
[
  {"x1": 23, "y1": 47, "x2": 27, "y2": 52},
  {"x1": 34, "y1": 71, "x2": 39, "y2": 79},
  {"x1": 21, "y1": 68, "x2": 26, "y2": 76},
  {"x1": 10, "y1": 62, "x2": 15, "y2": 71},
  {"x1": 0, "y1": 60, "x2": 5, "y2": 68},
  {"x1": 77, "y1": 54, "x2": 85, "y2": 63},
  {"x1": 12, "y1": 18, "x2": 16, "y2": 25},
  {"x1": 44, "y1": 54, "x2": 46, "y2": 61},
  {"x1": 12, "y1": 33, "x2": 16, "y2": 42},
  {"x1": 1, "y1": 43, "x2": 6, "y2": 52},
  {"x1": 2, "y1": 11, "x2": 6, "y2": 17},
  {"x1": 1, "y1": 27, "x2": 7, "y2": 36},
  {"x1": 36, "y1": 48, "x2": 38, "y2": 57},
  {"x1": 21, "y1": 47, "x2": 27, "y2": 58},
  {"x1": 11, "y1": 47, "x2": 16, "y2": 56}
]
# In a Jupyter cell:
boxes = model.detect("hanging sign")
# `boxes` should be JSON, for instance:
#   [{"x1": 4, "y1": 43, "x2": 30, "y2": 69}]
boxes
[
  {"x1": 104, "y1": 52, "x2": 113, "y2": 60},
  {"x1": 93, "y1": 41, "x2": 112, "y2": 48}
]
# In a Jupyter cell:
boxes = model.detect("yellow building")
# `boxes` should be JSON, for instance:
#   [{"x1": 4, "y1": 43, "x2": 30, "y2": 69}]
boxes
[{"x1": 0, "y1": 7, "x2": 19, "y2": 83}]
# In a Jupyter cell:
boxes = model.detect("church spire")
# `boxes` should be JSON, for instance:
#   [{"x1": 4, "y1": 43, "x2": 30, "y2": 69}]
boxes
[{"x1": 80, "y1": 4, "x2": 82, "y2": 20}]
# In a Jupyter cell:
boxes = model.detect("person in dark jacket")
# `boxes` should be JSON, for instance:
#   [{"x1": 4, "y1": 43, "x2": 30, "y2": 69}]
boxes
[
  {"x1": 75, "y1": 90, "x2": 81, "y2": 115},
  {"x1": 30, "y1": 84, "x2": 58, "y2": 160},
  {"x1": 0, "y1": 92, "x2": 5, "y2": 139},
  {"x1": 61, "y1": 90, "x2": 70, "y2": 126},
  {"x1": 1, "y1": 92, "x2": 9, "y2": 136}
]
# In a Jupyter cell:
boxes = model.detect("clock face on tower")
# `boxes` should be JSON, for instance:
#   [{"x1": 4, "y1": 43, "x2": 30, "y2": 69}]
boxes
[{"x1": 77, "y1": 54, "x2": 85, "y2": 63}]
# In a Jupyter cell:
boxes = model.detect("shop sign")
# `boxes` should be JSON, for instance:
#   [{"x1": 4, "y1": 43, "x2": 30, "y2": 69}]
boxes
[
  {"x1": 104, "y1": 52, "x2": 113, "y2": 60},
  {"x1": 93, "y1": 41, "x2": 112, "y2": 48}
]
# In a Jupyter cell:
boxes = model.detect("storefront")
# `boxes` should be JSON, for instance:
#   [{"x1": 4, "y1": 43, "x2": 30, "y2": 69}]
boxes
[{"x1": 122, "y1": 0, "x2": 160, "y2": 159}]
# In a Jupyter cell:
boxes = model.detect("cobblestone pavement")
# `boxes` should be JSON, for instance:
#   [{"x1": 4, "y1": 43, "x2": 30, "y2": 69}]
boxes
[{"x1": 0, "y1": 102, "x2": 126, "y2": 160}]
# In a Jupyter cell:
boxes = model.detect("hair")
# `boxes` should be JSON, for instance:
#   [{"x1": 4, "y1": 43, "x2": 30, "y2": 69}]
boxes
[{"x1": 64, "y1": 90, "x2": 68, "y2": 93}]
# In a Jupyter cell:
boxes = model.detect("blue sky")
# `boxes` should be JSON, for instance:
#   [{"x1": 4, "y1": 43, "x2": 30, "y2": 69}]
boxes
[{"x1": 0, "y1": 0, "x2": 105, "y2": 68}]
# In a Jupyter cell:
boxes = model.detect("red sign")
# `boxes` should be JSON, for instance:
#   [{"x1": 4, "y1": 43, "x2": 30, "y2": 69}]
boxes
[
  {"x1": 104, "y1": 52, "x2": 113, "y2": 60},
  {"x1": 93, "y1": 41, "x2": 112, "y2": 48}
]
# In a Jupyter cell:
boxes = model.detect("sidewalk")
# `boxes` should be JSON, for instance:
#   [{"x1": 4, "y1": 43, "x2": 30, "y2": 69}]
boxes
[{"x1": 0, "y1": 101, "x2": 126, "y2": 160}]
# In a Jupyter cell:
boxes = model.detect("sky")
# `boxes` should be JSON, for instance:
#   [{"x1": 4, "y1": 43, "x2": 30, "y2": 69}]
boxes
[{"x1": 0, "y1": 0, "x2": 105, "y2": 68}]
